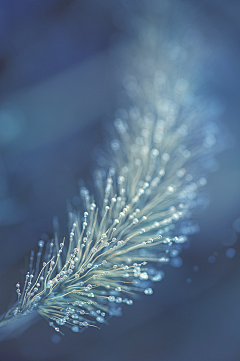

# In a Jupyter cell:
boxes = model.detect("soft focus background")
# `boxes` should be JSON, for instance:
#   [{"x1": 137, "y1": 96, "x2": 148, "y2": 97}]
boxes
[{"x1": 0, "y1": 0, "x2": 240, "y2": 360}]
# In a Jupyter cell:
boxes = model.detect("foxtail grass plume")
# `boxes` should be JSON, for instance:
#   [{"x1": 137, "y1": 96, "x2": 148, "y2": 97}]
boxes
[{"x1": 0, "y1": 1, "x2": 226, "y2": 338}]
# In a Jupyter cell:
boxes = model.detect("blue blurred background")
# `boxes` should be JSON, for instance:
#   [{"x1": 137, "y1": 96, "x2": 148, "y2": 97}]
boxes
[{"x1": 0, "y1": 0, "x2": 240, "y2": 360}]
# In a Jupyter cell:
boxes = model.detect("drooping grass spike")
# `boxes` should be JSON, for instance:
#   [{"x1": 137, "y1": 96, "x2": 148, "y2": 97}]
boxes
[{"x1": 0, "y1": 0, "x2": 226, "y2": 338}]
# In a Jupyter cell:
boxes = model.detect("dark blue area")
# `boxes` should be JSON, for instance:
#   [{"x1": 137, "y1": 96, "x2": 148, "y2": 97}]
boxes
[{"x1": 0, "y1": 1, "x2": 240, "y2": 360}]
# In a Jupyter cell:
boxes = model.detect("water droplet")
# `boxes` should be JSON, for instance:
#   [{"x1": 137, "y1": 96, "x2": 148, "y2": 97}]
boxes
[
  {"x1": 71, "y1": 326, "x2": 79, "y2": 332},
  {"x1": 220, "y1": 229, "x2": 237, "y2": 246},
  {"x1": 170, "y1": 257, "x2": 183, "y2": 268},
  {"x1": 96, "y1": 316, "x2": 104, "y2": 323},
  {"x1": 193, "y1": 265, "x2": 199, "y2": 272},
  {"x1": 162, "y1": 153, "x2": 170, "y2": 162},
  {"x1": 127, "y1": 299, "x2": 133, "y2": 305},
  {"x1": 152, "y1": 271, "x2": 164, "y2": 282},
  {"x1": 144, "y1": 288, "x2": 153, "y2": 295},
  {"x1": 140, "y1": 272, "x2": 149, "y2": 280},
  {"x1": 208, "y1": 255, "x2": 216, "y2": 263},
  {"x1": 225, "y1": 248, "x2": 236, "y2": 259},
  {"x1": 38, "y1": 240, "x2": 44, "y2": 248}
]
